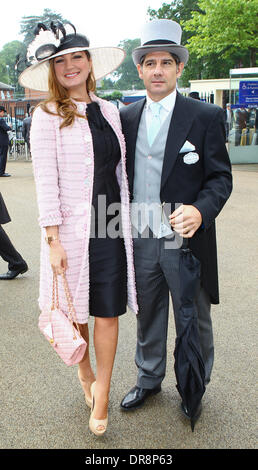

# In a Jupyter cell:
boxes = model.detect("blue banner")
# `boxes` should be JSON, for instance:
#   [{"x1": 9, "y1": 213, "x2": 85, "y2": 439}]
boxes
[{"x1": 239, "y1": 81, "x2": 258, "y2": 106}]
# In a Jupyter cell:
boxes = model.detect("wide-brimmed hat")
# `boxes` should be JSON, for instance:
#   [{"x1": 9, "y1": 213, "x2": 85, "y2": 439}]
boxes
[
  {"x1": 18, "y1": 22, "x2": 125, "y2": 92},
  {"x1": 132, "y1": 19, "x2": 189, "y2": 66},
  {"x1": 0, "y1": 106, "x2": 7, "y2": 112}
]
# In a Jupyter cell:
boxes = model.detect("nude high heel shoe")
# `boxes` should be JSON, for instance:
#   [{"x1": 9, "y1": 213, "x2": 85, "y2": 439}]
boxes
[
  {"x1": 89, "y1": 381, "x2": 108, "y2": 436},
  {"x1": 78, "y1": 369, "x2": 93, "y2": 409}
]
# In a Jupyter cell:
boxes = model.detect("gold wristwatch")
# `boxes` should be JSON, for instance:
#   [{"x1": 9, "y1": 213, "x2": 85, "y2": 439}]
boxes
[{"x1": 45, "y1": 235, "x2": 60, "y2": 245}]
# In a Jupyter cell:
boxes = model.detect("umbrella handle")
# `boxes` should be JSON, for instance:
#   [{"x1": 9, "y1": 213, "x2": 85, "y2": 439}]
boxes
[
  {"x1": 182, "y1": 238, "x2": 189, "y2": 249},
  {"x1": 181, "y1": 237, "x2": 190, "y2": 253}
]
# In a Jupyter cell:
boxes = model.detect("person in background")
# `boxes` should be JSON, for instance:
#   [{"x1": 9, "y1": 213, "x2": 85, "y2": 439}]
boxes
[
  {"x1": 224, "y1": 103, "x2": 232, "y2": 142},
  {"x1": 234, "y1": 107, "x2": 247, "y2": 146},
  {"x1": 0, "y1": 106, "x2": 12, "y2": 177},
  {"x1": 0, "y1": 192, "x2": 28, "y2": 279},
  {"x1": 22, "y1": 106, "x2": 35, "y2": 153},
  {"x1": 189, "y1": 91, "x2": 200, "y2": 100}
]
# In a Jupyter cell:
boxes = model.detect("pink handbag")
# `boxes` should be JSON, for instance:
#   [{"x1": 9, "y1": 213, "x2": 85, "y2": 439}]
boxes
[{"x1": 38, "y1": 271, "x2": 87, "y2": 366}]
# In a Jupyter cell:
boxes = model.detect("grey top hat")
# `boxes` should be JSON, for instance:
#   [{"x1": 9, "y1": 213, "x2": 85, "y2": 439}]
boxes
[{"x1": 132, "y1": 19, "x2": 189, "y2": 66}]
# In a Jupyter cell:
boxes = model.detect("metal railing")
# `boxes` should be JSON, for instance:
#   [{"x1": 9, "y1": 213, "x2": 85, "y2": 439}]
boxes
[{"x1": 8, "y1": 138, "x2": 31, "y2": 161}]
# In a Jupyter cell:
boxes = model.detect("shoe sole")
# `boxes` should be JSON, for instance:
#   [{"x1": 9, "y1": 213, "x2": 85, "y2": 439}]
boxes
[
  {"x1": 120, "y1": 387, "x2": 161, "y2": 411},
  {"x1": 20, "y1": 268, "x2": 28, "y2": 275}
]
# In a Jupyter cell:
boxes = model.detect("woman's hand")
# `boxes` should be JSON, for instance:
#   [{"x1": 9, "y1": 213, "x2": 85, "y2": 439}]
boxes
[{"x1": 49, "y1": 241, "x2": 68, "y2": 275}]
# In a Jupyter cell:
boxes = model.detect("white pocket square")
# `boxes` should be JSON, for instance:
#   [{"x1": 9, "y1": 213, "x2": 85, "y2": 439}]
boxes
[
  {"x1": 179, "y1": 140, "x2": 196, "y2": 153},
  {"x1": 183, "y1": 152, "x2": 199, "y2": 165}
]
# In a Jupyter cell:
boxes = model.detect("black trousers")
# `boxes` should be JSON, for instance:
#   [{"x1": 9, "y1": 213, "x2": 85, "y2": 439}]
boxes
[
  {"x1": 0, "y1": 226, "x2": 26, "y2": 271},
  {"x1": 0, "y1": 145, "x2": 8, "y2": 175}
]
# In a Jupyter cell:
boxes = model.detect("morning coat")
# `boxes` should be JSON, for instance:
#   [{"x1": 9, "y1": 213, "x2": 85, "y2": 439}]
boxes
[
  {"x1": 120, "y1": 92, "x2": 233, "y2": 304},
  {"x1": 0, "y1": 192, "x2": 11, "y2": 224},
  {"x1": 0, "y1": 118, "x2": 11, "y2": 146}
]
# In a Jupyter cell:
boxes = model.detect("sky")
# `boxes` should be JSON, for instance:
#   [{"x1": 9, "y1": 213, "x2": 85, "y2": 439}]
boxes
[{"x1": 0, "y1": 0, "x2": 165, "y2": 50}]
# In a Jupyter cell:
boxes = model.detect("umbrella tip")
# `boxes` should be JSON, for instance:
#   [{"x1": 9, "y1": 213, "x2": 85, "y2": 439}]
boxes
[{"x1": 191, "y1": 419, "x2": 195, "y2": 432}]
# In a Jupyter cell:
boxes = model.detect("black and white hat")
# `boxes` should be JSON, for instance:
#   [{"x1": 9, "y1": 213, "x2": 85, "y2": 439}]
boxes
[
  {"x1": 132, "y1": 19, "x2": 189, "y2": 66},
  {"x1": 18, "y1": 22, "x2": 125, "y2": 92}
]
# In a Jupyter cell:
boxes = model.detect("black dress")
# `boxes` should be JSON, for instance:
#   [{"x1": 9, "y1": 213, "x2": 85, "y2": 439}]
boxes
[{"x1": 86, "y1": 102, "x2": 127, "y2": 317}]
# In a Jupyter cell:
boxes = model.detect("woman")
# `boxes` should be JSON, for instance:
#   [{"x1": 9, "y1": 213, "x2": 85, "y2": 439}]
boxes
[{"x1": 19, "y1": 23, "x2": 138, "y2": 436}]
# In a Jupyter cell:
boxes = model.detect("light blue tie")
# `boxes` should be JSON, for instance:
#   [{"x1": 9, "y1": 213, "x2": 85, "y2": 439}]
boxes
[{"x1": 148, "y1": 102, "x2": 162, "y2": 147}]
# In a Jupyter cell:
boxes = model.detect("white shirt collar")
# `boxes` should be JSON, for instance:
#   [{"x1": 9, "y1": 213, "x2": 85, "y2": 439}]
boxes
[{"x1": 146, "y1": 89, "x2": 177, "y2": 113}]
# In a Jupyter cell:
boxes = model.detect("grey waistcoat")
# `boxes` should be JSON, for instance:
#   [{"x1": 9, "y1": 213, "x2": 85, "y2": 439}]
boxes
[{"x1": 131, "y1": 107, "x2": 173, "y2": 237}]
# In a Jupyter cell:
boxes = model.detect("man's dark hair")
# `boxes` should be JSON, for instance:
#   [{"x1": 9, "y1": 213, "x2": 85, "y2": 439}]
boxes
[{"x1": 140, "y1": 52, "x2": 180, "y2": 66}]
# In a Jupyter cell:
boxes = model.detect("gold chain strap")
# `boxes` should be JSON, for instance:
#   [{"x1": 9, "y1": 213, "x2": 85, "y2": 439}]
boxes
[
  {"x1": 51, "y1": 271, "x2": 82, "y2": 339},
  {"x1": 51, "y1": 272, "x2": 60, "y2": 310}
]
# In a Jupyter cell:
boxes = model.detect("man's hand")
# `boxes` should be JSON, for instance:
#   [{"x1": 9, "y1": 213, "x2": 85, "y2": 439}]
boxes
[{"x1": 169, "y1": 204, "x2": 202, "y2": 238}]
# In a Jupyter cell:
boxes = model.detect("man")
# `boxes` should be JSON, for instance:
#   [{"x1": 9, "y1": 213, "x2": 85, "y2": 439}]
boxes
[
  {"x1": 224, "y1": 103, "x2": 232, "y2": 142},
  {"x1": 234, "y1": 107, "x2": 247, "y2": 146},
  {"x1": 0, "y1": 106, "x2": 12, "y2": 177},
  {"x1": 22, "y1": 106, "x2": 35, "y2": 153},
  {"x1": 188, "y1": 91, "x2": 200, "y2": 100},
  {"x1": 120, "y1": 20, "x2": 232, "y2": 424},
  {"x1": 0, "y1": 192, "x2": 28, "y2": 279}
]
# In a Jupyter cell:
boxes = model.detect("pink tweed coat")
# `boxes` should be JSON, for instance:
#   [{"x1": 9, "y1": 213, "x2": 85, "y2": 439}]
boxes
[{"x1": 30, "y1": 92, "x2": 138, "y2": 323}]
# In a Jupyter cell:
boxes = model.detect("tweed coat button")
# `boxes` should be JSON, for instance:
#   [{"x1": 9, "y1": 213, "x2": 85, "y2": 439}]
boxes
[
  {"x1": 85, "y1": 157, "x2": 91, "y2": 165},
  {"x1": 77, "y1": 104, "x2": 84, "y2": 112}
]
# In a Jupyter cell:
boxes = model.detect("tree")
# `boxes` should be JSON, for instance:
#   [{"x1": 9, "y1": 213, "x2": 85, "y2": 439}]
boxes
[
  {"x1": 100, "y1": 77, "x2": 115, "y2": 90},
  {"x1": 100, "y1": 90, "x2": 123, "y2": 101},
  {"x1": 0, "y1": 41, "x2": 26, "y2": 93},
  {"x1": 148, "y1": 0, "x2": 203, "y2": 44},
  {"x1": 114, "y1": 39, "x2": 143, "y2": 90},
  {"x1": 183, "y1": 0, "x2": 258, "y2": 67},
  {"x1": 20, "y1": 8, "x2": 69, "y2": 47}
]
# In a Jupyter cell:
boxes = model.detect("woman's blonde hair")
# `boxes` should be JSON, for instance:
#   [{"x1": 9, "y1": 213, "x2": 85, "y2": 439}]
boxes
[{"x1": 40, "y1": 50, "x2": 96, "y2": 129}]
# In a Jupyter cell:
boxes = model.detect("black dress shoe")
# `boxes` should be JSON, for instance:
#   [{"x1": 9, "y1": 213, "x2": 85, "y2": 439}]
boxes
[
  {"x1": 0, "y1": 264, "x2": 28, "y2": 280},
  {"x1": 181, "y1": 401, "x2": 202, "y2": 431},
  {"x1": 0, "y1": 173, "x2": 11, "y2": 177},
  {"x1": 120, "y1": 385, "x2": 161, "y2": 411}
]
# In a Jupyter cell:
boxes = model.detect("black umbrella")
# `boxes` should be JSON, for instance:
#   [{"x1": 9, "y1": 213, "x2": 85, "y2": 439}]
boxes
[{"x1": 174, "y1": 238, "x2": 206, "y2": 431}]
